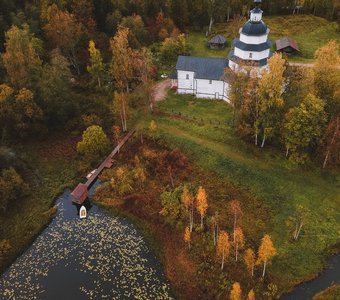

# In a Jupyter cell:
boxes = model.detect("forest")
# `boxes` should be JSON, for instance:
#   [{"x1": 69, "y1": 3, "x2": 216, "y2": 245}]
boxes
[{"x1": 0, "y1": 0, "x2": 339, "y2": 299}]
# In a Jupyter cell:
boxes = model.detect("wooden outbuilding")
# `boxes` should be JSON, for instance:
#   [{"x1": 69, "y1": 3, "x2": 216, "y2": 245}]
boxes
[
  {"x1": 276, "y1": 37, "x2": 300, "y2": 54},
  {"x1": 208, "y1": 35, "x2": 227, "y2": 49}
]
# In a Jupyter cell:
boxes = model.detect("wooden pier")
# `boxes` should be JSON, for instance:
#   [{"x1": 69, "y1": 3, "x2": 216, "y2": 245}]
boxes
[{"x1": 71, "y1": 129, "x2": 135, "y2": 204}]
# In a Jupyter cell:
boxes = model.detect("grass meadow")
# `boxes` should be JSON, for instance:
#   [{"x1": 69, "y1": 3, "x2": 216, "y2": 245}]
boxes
[
  {"x1": 148, "y1": 91, "x2": 340, "y2": 293},
  {"x1": 187, "y1": 15, "x2": 340, "y2": 63}
]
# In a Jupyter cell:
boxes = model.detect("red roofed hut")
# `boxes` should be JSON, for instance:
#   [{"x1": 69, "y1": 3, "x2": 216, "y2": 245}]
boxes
[
  {"x1": 71, "y1": 183, "x2": 88, "y2": 204},
  {"x1": 276, "y1": 37, "x2": 300, "y2": 55}
]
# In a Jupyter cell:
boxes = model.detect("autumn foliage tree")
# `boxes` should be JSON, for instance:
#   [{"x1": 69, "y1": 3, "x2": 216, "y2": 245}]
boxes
[
  {"x1": 182, "y1": 185, "x2": 195, "y2": 232},
  {"x1": 230, "y1": 282, "x2": 242, "y2": 300},
  {"x1": 244, "y1": 248, "x2": 256, "y2": 277},
  {"x1": 257, "y1": 52, "x2": 286, "y2": 148},
  {"x1": 257, "y1": 234, "x2": 277, "y2": 277},
  {"x1": 77, "y1": 125, "x2": 110, "y2": 159},
  {"x1": 87, "y1": 40, "x2": 104, "y2": 87},
  {"x1": 44, "y1": 5, "x2": 84, "y2": 74},
  {"x1": 228, "y1": 200, "x2": 243, "y2": 242},
  {"x1": 287, "y1": 204, "x2": 310, "y2": 240},
  {"x1": 184, "y1": 226, "x2": 191, "y2": 249},
  {"x1": 2, "y1": 25, "x2": 42, "y2": 89},
  {"x1": 217, "y1": 230, "x2": 230, "y2": 271},
  {"x1": 234, "y1": 227, "x2": 245, "y2": 262},
  {"x1": 283, "y1": 93, "x2": 327, "y2": 163},
  {"x1": 247, "y1": 289, "x2": 256, "y2": 300},
  {"x1": 196, "y1": 186, "x2": 208, "y2": 229}
]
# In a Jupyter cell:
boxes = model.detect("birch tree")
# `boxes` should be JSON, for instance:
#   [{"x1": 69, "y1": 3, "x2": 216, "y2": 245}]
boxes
[
  {"x1": 230, "y1": 282, "x2": 242, "y2": 300},
  {"x1": 112, "y1": 92, "x2": 129, "y2": 132},
  {"x1": 244, "y1": 248, "x2": 255, "y2": 277},
  {"x1": 44, "y1": 5, "x2": 83, "y2": 75},
  {"x1": 234, "y1": 227, "x2": 245, "y2": 262},
  {"x1": 228, "y1": 200, "x2": 243, "y2": 242},
  {"x1": 110, "y1": 27, "x2": 133, "y2": 92},
  {"x1": 184, "y1": 226, "x2": 191, "y2": 249},
  {"x1": 323, "y1": 90, "x2": 340, "y2": 168},
  {"x1": 287, "y1": 205, "x2": 310, "y2": 240},
  {"x1": 257, "y1": 234, "x2": 277, "y2": 277},
  {"x1": 182, "y1": 185, "x2": 195, "y2": 232},
  {"x1": 210, "y1": 211, "x2": 220, "y2": 246},
  {"x1": 217, "y1": 231, "x2": 230, "y2": 271},
  {"x1": 2, "y1": 25, "x2": 42, "y2": 89},
  {"x1": 283, "y1": 93, "x2": 327, "y2": 163},
  {"x1": 247, "y1": 289, "x2": 256, "y2": 300},
  {"x1": 196, "y1": 186, "x2": 208, "y2": 229},
  {"x1": 257, "y1": 53, "x2": 286, "y2": 148},
  {"x1": 87, "y1": 40, "x2": 104, "y2": 87}
]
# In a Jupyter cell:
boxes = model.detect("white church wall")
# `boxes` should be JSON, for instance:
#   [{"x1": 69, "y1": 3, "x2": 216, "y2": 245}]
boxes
[
  {"x1": 234, "y1": 48, "x2": 270, "y2": 60},
  {"x1": 195, "y1": 79, "x2": 229, "y2": 101},
  {"x1": 177, "y1": 70, "x2": 195, "y2": 94}
]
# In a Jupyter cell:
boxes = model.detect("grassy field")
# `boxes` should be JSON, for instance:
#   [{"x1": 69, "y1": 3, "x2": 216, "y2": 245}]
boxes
[
  {"x1": 147, "y1": 91, "x2": 340, "y2": 295},
  {"x1": 187, "y1": 15, "x2": 340, "y2": 62}
]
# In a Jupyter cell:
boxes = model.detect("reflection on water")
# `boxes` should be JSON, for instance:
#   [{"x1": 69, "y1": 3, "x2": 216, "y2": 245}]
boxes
[{"x1": 0, "y1": 182, "x2": 172, "y2": 299}]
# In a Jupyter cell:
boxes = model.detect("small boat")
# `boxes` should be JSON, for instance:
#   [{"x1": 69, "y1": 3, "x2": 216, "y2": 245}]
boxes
[
  {"x1": 79, "y1": 205, "x2": 87, "y2": 219},
  {"x1": 86, "y1": 169, "x2": 97, "y2": 179}
]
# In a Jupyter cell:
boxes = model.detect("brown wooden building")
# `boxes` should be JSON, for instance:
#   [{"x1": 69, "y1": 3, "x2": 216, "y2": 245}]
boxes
[{"x1": 276, "y1": 37, "x2": 300, "y2": 54}]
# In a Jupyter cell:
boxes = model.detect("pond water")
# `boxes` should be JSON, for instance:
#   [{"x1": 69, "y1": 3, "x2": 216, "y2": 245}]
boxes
[
  {"x1": 0, "y1": 182, "x2": 172, "y2": 299},
  {"x1": 280, "y1": 254, "x2": 340, "y2": 300}
]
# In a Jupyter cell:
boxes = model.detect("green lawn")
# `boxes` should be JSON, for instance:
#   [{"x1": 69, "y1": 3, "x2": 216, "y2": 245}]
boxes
[
  {"x1": 149, "y1": 91, "x2": 340, "y2": 294},
  {"x1": 187, "y1": 15, "x2": 340, "y2": 62}
]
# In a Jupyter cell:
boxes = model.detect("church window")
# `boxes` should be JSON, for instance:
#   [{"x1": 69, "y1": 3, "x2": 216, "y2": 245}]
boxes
[
  {"x1": 249, "y1": 53, "x2": 253, "y2": 58},
  {"x1": 209, "y1": 80, "x2": 212, "y2": 84},
  {"x1": 186, "y1": 74, "x2": 189, "y2": 79}
]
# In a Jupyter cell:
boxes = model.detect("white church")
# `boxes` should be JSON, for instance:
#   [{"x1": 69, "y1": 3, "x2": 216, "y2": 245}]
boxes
[{"x1": 172, "y1": 0, "x2": 272, "y2": 101}]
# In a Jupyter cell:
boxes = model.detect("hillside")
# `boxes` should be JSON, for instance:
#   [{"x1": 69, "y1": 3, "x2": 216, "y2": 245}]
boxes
[{"x1": 187, "y1": 15, "x2": 340, "y2": 62}]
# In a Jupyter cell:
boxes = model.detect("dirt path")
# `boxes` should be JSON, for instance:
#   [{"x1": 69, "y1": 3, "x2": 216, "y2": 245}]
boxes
[
  {"x1": 289, "y1": 62, "x2": 340, "y2": 69},
  {"x1": 153, "y1": 79, "x2": 171, "y2": 102}
]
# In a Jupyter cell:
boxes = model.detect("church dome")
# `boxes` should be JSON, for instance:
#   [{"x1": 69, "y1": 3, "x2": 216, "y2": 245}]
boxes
[{"x1": 241, "y1": 20, "x2": 268, "y2": 36}]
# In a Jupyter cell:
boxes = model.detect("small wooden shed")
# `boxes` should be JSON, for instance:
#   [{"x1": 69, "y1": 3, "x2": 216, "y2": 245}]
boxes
[
  {"x1": 276, "y1": 37, "x2": 300, "y2": 54},
  {"x1": 208, "y1": 35, "x2": 227, "y2": 49}
]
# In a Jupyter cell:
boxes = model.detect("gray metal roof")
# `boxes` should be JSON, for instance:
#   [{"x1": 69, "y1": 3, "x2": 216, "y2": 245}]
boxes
[
  {"x1": 208, "y1": 34, "x2": 227, "y2": 44},
  {"x1": 233, "y1": 38, "x2": 272, "y2": 52},
  {"x1": 176, "y1": 56, "x2": 228, "y2": 80},
  {"x1": 241, "y1": 20, "x2": 268, "y2": 36}
]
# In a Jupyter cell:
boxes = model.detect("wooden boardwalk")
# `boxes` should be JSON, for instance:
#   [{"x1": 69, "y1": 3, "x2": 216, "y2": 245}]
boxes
[{"x1": 71, "y1": 129, "x2": 135, "y2": 204}]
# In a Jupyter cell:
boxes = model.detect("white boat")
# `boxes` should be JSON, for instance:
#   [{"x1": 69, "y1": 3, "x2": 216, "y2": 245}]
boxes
[
  {"x1": 79, "y1": 206, "x2": 87, "y2": 219},
  {"x1": 86, "y1": 169, "x2": 97, "y2": 179}
]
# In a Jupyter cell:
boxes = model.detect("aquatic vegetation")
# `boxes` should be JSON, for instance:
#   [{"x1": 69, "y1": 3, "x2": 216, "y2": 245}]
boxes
[{"x1": 0, "y1": 194, "x2": 172, "y2": 299}]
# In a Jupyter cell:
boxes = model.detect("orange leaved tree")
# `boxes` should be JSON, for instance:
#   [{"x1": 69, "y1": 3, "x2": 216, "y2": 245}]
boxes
[
  {"x1": 257, "y1": 234, "x2": 277, "y2": 277},
  {"x1": 196, "y1": 186, "x2": 208, "y2": 229},
  {"x1": 217, "y1": 230, "x2": 230, "y2": 271}
]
